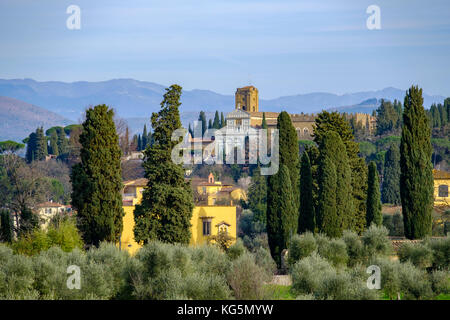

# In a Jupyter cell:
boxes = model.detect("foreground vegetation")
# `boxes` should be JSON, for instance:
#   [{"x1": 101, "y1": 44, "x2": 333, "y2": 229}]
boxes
[{"x1": 0, "y1": 224, "x2": 448, "y2": 300}]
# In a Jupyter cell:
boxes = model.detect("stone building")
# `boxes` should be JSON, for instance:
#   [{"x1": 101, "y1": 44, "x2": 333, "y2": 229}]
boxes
[
  {"x1": 227, "y1": 85, "x2": 376, "y2": 140},
  {"x1": 228, "y1": 86, "x2": 316, "y2": 140}
]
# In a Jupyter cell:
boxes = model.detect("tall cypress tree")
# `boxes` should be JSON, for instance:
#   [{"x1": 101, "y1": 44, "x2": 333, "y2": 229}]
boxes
[
  {"x1": 142, "y1": 125, "x2": 148, "y2": 150},
  {"x1": 49, "y1": 130, "x2": 59, "y2": 156},
  {"x1": 262, "y1": 112, "x2": 267, "y2": 129},
  {"x1": 267, "y1": 164, "x2": 296, "y2": 267},
  {"x1": 57, "y1": 128, "x2": 68, "y2": 155},
  {"x1": 400, "y1": 86, "x2": 433, "y2": 239},
  {"x1": 317, "y1": 156, "x2": 338, "y2": 237},
  {"x1": 220, "y1": 112, "x2": 225, "y2": 128},
  {"x1": 277, "y1": 111, "x2": 300, "y2": 212},
  {"x1": 366, "y1": 161, "x2": 382, "y2": 226},
  {"x1": 134, "y1": 85, "x2": 194, "y2": 244},
  {"x1": 298, "y1": 151, "x2": 315, "y2": 233},
  {"x1": 316, "y1": 131, "x2": 352, "y2": 237},
  {"x1": 382, "y1": 144, "x2": 401, "y2": 205},
  {"x1": 35, "y1": 127, "x2": 48, "y2": 160},
  {"x1": 213, "y1": 110, "x2": 220, "y2": 129},
  {"x1": 247, "y1": 166, "x2": 267, "y2": 226},
  {"x1": 313, "y1": 111, "x2": 366, "y2": 234},
  {"x1": 71, "y1": 104, "x2": 124, "y2": 247},
  {"x1": 25, "y1": 131, "x2": 37, "y2": 163},
  {"x1": 198, "y1": 111, "x2": 207, "y2": 136},
  {"x1": 137, "y1": 134, "x2": 142, "y2": 151}
]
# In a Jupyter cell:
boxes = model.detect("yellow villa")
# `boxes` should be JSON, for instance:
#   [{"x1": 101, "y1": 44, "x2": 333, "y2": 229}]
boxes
[
  {"x1": 433, "y1": 169, "x2": 450, "y2": 207},
  {"x1": 119, "y1": 174, "x2": 240, "y2": 254}
]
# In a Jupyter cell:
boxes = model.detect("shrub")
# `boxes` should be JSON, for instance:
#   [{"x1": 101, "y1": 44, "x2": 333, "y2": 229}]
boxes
[
  {"x1": 426, "y1": 236, "x2": 450, "y2": 270},
  {"x1": 317, "y1": 238, "x2": 349, "y2": 268},
  {"x1": 227, "y1": 253, "x2": 268, "y2": 299},
  {"x1": 397, "y1": 262, "x2": 433, "y2": 300},
  {"x1": 184, "y1": 273, "x2": 231, "y2": 300},
  {"x1": 290, "y1": 253, "x2": 335, "y2": 295},
  {"x1": 369, "y1": 256, "x2": 401, "y2": 300},
  {"x1": 288, "y1": 233, "x2": 317, "y2": 266},
  {"x1": 430, "y1": 270, "x2": 450, "y2": 295},
  {"x1": 11, "y1": 219, "x2": 83, "y2": 256},
  {"x1": 0, "y1": 253, "x2": 37, "y2": 299},
  {"x1": 362, "y1": 225, "x2": 392, "y2": 257},
  {"x1": 86, "y1": 242, "x2": 131, "y2": 298},
  {"x1": 190, "y1": 245, "x2": 230, "y2": 277},
  {"x1": 253, "y1": 247, "x2": 277, "y2": 279},
  {"x1": 342, "y1": 230, "x2": 366, "y2": 267},
  {"x1": 227, "y1": 239, "x2": 246, "y2": 260},
  {"x1": 398, "y1": 242, "x2": 433, "y2": 269},
  {"x1": 315, "y1": 270, "x2": 379, "y2": 300}
]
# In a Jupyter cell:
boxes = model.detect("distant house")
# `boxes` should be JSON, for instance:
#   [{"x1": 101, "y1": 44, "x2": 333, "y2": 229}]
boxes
[
  {"x1": 433, "y1": 169, "x2": 450, "y2": 207},
  {"x1": 35, "y1": 201, "x2": 72, "y2": 228}
]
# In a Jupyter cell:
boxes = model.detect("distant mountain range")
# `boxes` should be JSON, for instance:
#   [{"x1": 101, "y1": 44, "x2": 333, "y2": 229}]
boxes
[
  {"x1": 0, "y1": 78, "x2": 447, "y2": 142},
  {"x1": 0, "y1": 79, "x2": 446, "y2": 120},
  {"x1": 0, "y1": 96, "x2": 72, "y2": 142}
]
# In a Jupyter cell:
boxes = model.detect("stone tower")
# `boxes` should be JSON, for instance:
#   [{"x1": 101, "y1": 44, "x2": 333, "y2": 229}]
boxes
[{"x1": 235, "y1": 86, "x2": 259, "y2": 112}]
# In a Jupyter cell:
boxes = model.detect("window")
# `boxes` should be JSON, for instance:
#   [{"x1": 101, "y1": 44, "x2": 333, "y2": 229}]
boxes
[
  {"x1": 438, "y1": 184, "x2": 449, "y2": 197},
  {"x1": 203, "y1": 220, "x2": 211, "y2": 236},
  {"x1": 45, "y1": 208, "x2": 52, "y2": 214},
  {"x1": 303, "y1": 128, "x2": 309, "y2": 136}
]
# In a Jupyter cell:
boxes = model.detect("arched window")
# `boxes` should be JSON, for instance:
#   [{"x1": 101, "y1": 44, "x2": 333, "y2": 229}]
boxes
[
  {"x1": 303, "y1": 128, "x2": 309, "y2": 136},
  {"x1": 438, "y1": 185, "x2": 449, "y2": 197}
]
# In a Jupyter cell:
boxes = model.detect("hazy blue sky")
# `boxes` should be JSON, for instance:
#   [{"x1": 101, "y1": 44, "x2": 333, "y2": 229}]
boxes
[{"x1": 1, "y1": 0, "x2": 449, "y2": 98}]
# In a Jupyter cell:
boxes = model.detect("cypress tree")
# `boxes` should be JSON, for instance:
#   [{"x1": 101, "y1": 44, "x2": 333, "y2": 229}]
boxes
[
  {"x1": 198, "y1": 111, "x2": 207, "y2": 136},
  {"x1": 208, "y1": 119, "x2": 212, "y2": 129},
  {"x1": 35, "y1": 127, "x2": 48, "y2": 160},
  {"x1": 137, "y1": 134, "x2": 142, "y2": 151},
  {"x1": 277, "y1": 111, "x2": 300, "y2": 212},
  {"x1": 0, "y1": 209, "x2": 13, "y2": 242},
  {"x1": 382, "y1": 144, "x2": 401, "y2": 205},
  {"x1": 313, "y1": 111, "x2": 366, "y2": 234},
  {"x1": 134, "y1": 85, "x2": 194, "y2": 244},
  {"x1": 188, "y1": 123, "x2": 193, "y2": 138},
  {"x1": 400, "y1": 86, "x2": 433, "y2": 239},
  {"x1": 298, "y1": 151, "x2": 315, "y2": 233},
  {"x1": 49, "y1": 130, "x2": 59, "y2": 155},
  {"x1": 71, "y1": 104, "x2": 124, "y2": 247},
  {"x1": 267, "y1": 164, "x2": 296, "y2": 267},
  {"x1": 220, "y1": 112, "x2": 225, "y2": 128},
  {"x1": 366, "y1": 161, "x2": 382, "y2": 226},
  {"x1": 262, "y1": 112, "x2": 267, "y2": 129},
  {"x1": 25, "y1": 131, "x2": 37, "y2": 163},
  {"x1": 316, "y1": 131, "x2": 353, "y2": 237},
  {"x1": 317, "y1": 156, "x2": 338, "y2": 237},
  {"x1": 57, "y1": 129, "x2": 68, "y2": 155},
  {"x1": 247, "y1": 166, "x2": 267, "y2": 226},
  {"x1": 213, "y1": 110, "x2": 220, "y2": 129},
  {"x1": 142, "y1": 125, "x2": 148, "y2": 149}
]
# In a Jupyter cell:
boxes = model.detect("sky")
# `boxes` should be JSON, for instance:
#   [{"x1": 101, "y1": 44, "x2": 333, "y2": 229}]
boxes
[{"x1": 0, "y1": 0, "x2": 449, "y2": 99}]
